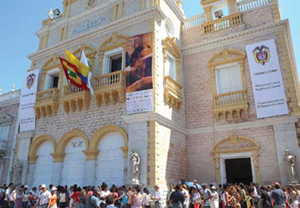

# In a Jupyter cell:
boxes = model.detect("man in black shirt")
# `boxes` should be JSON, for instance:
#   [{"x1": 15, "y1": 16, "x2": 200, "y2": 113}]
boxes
[{"x1": 170, "y1": 185, "x2": 185, "y2": 208}]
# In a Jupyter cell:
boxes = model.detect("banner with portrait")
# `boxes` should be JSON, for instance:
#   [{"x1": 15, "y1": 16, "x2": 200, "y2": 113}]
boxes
[
  {"x1": 126, "y1": 33, "x2": 153, "y2": 114},
  {"x1": 19, "y1": 69, "x2": 40, "y2": 132},
  {"x1": 246, "y1": 39, "x2": 289, "y2": 118}
]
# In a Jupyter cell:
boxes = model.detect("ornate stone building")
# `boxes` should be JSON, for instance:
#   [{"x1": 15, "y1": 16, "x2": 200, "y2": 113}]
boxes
[
  {"x1": 17, "y1": 0, "x2": 300, "y2": 192},
  {"x1": 0, "y1": 89, "x2": 21, "y2": 184}
]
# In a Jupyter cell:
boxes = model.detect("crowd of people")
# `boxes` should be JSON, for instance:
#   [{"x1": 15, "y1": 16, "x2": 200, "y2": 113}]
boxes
[{"x1": 0, "y1": 181, "x2": 299, "y2": 208}]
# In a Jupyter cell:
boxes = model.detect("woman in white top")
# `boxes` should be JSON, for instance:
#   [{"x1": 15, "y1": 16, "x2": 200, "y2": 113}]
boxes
[
  {"x1": 142, "y1": 188, "x2": 151, "y2": 208},
  {"x1": 210, "y1": 187, "x2": 219, "y2": 208}
]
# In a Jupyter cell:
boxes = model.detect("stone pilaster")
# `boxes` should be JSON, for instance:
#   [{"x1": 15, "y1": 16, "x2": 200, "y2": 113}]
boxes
[
  {"x1": 52, "y1": 162, "x2": 63, "y2": 185},
  {"x1": 27, "y1": 164, "x2": 36, "y2": 188},
  {"x1": 84, "y1": 160, "x2": 97, "y2": 186}
]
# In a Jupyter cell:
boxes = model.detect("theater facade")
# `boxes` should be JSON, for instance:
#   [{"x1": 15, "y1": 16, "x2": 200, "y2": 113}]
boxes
[{"x1": 17, "y1": 0, "x2": 300, "y2": 191}]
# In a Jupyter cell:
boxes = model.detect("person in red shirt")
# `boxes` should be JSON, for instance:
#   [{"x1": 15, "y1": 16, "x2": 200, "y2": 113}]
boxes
[{"x1": 71, "y1": 187, "x2": 81, "y2": 207}]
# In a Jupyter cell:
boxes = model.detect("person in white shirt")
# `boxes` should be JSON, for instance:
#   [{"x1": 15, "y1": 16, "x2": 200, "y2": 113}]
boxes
[
  {"x1": 4, "y1": 183, "x2": 14, "y2": 208},
  {"x1": 182, "y1": 185, "x2": 190, "y2": 208},
  {"x1": 152, "y1": 185, "x2": 161, "y2": 208},
  {"x1": 210, "y1": 186, "x2": 219, "y2": 208},
  {"x1": 22, "y1": 185, "x2": 30, "y2": 208},
  {"x1": 99, "y1": 183, "x2": 110, "y2": 208},
  {"x1": 39, "y1": 184, "x2": 51, "y2": 208}
]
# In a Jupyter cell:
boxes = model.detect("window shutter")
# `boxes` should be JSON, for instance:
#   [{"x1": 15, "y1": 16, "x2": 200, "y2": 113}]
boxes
[{"x1": 216, "y1": 64, "x2": 243, "y2": 94}]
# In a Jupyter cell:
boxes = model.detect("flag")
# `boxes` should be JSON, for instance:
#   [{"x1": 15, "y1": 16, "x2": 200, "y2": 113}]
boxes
[
  {"x1": 65, "y1": 50, "x2": 89, "y2": 84},
  {"x1": 59, "y1": 57, "x2": 88, "y2": 90},
  {"x1": 80, "y1": 50, "x2": 94, "y2": 96}
]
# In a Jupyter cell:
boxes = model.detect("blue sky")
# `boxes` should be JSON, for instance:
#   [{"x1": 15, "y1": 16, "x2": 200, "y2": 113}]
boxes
[{"x1": 0, "y1": 0, "x2": 299, "y2": 93}]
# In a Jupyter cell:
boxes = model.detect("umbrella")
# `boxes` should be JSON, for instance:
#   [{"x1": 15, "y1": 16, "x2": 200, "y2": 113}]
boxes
[{"x1": 185, "y1": 182, "x2": 202, "y2": 189}]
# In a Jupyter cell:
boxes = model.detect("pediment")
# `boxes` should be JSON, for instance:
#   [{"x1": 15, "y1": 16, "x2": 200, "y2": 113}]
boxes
[
  {"x1": 208, "y1": 49, "x2": 246, "y2": 67},
  {"x1": 212, "y1": 136, "x2": 260, "y2": 154},
  {"x1": 73, "y1": 44, "x2": 96, "y2": 58},
  {"x1": 42, "y1": 55, "x2": 61, "y2": 71},
  {"x1": 99, "y1": 33, "x2": 127, "y2": 51},
  {"x1": 0, "y1": 114, "x2": 13, "y2": 124},
  {"x1": 162, "y1": 37, "x2": 181, "y2": 58}
]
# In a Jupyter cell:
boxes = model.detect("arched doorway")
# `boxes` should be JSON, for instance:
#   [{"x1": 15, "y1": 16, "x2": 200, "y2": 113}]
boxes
[
  {"x1": 33, "y1": 141, "x2": 54, "y2": 187},
  {"x1": 61, "y1": 137, "x2": 87, "y2": 187},
  {"x1": 212, "y1": 136, "x2": 261, "y2": 185},
  {"x1": 96, "y1": 132, "x2": 126, "y2": 186}
]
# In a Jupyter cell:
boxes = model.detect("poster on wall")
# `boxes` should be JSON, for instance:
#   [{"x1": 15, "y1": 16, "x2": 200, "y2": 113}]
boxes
[
  {"x1": 125, "y1": 33, "x2": 153, "y2": 114},
  {"x1": 19, "y1": 69, "x2": 40, "y2": 132},
  {"x1": 246, "y1": 39, "x2": 289, "y2": 118}
]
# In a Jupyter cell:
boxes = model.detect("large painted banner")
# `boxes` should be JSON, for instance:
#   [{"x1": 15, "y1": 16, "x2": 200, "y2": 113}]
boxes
[
  {"x1": 19, "y1": 69, "x2": 39, "y2": 132},
  {"x1": 125, "y1": 33, "x2": 153, "y2": 114},
  {"x1": 246, "y1": 39, "x2": 289, "y2": 118}
]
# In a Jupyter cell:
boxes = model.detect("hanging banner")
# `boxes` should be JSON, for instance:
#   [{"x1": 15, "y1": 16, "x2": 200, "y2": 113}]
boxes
[
  {"x1": 126, "y1": 33, "x2": 153, "y2": 114},
  {"x1": 246, "y1": 39, "x2": 289, "y2": 118},
  {"x1": 19, "y1": 69, "x2": 40, "y2": 132}
]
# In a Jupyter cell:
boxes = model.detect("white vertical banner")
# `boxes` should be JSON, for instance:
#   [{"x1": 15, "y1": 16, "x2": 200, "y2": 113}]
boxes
[
  {"x1": 19, "y1": 69, "x2": 40, "y2": 132},
  {"x1": 246, "y1": 39, "x2": 289, "y2": 118}
]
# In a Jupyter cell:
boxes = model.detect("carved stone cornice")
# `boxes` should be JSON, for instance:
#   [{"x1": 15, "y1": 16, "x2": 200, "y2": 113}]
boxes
[{"x1": 28, "y1": 8, "x2": 166, "y2": 62}]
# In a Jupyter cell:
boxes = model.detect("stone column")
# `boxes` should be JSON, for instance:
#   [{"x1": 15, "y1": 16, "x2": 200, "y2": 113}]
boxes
[
  {"x1": 273, "y1": 122, "x2": 300, "y2": 185},
  {"x1": 52, "y1": 162, "x2": 63, "y2": 185},
  {"x1": 18, "y1": 132, "x2": 35, "y2": 185},
  {"x1": 27, "y1": 164, "x2": 36, "y2": 188}
]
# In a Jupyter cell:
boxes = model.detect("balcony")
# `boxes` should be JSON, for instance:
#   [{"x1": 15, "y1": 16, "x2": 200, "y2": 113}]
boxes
[
  {"x1": 62, "y1": 85, "x2": 91, "y2": 113},
  {"x1": 214, "y1": 90, "x2": 249, "y2": 121},
  {"x1": 34, "y1": 88, "x2": 60, "y2": 119},
  {"x1": 94, "y1": 71, "x2": 126, "y2": 106},
  {"x1": 164, "y1": 76, "x2": 183, "y2": 111},
  {"x1": 183, "y1": 14, "x2": 206, "y2": 29},
  {"x1": 202, "y1": 13, "x2": 243, "y2": 34}
]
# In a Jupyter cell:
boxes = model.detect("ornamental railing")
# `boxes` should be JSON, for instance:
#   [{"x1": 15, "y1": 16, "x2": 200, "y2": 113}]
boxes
[
  {"x1": 237, "y1": 0, "x2": 275, "y2": 12},
  {"x1": 215, "y1": 90, "x2": 247, "y2": 107},
  {"x1": 36, "y1": 88, "x2": 59, "y2": 102},
  {"x1": 183, "y1": 14, "x2": 206, "y2": 29},
  {"x1": 94, "y1": 71, "x2": 126, "y2": 90},
  {"x1": 63, "y1": 85, "x2": 85, "y2": 96},
  {"x1": 202, "y1": 13, "x2": 243, "y2": 34}
]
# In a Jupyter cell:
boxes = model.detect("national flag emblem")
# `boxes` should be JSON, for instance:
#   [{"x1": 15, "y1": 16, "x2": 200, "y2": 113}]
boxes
[
  {"x1": 65, "y1": 50, "x2": 89, "y2": 84},
  {"x1": 59, "y1": 57, "x2": 88, "y2": 90}
]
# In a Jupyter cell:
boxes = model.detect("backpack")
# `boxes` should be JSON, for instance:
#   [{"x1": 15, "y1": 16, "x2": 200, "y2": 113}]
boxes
[{"x1": 246, "y1": 196, "x2": 253, "y2": 208}]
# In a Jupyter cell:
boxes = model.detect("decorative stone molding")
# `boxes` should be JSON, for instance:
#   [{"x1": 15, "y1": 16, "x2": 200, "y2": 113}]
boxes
[
  {"x1": 83, "y1": 149, "x2": 100, "y2": 161},
  {"x1": 89, "y1": 125, "x2": 128, "y2": 157},
  {"x1": 73, "y1": 44, "x2": 96, "y2": 73},
  {"x1": 164, "y1": 76, "x2": 183, "y2": 111},
  {"x1": 62, "y1": 85, "x2": 91, "y2": 113},
  {"x1": 34, "y1": 89, "x2": 60, "y2": 119},
  {"x1": 120, "y1": 146, "x2": 128, "y2": 158},
  {"x1": 94, "y1": 71, "x2": 126, "y2": 107},
  {"x1": 0, "y1": 114, "x2": 13, "y2": 124},
  {"x1": 212, "y1": 136, "x2": 261, "y2": 184},
  {"x1": 51, "y1": 153, "x2": 66, "y2": 162},
  {"x1": 208, "y1": 49, "x2": 249, "y2": 121},
  {"x1": 162, "y1": 37, "x2": 183, "y2": 111},
  {"x1": 98, "y1": 33, "x2": 127, "y2": 75},
  {"x1": 54, "y1": 130, "x2": 90, "y2": 162},
  {"x1": 28, "y1": 135, "x2": 57, "y2": 164}
]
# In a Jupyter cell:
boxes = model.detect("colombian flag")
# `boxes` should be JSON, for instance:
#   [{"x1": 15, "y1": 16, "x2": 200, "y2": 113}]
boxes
[
  {"x1": 65, "y1": 50, "x2": 89, "y2": 84},
  {"x1": 59, "y1": 57, "x2": 88, "y2": 90}
]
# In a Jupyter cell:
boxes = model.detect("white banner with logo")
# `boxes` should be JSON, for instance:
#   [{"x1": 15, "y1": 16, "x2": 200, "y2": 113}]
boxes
[
  {"x1": 19, "y1": 69, "x2": 39, "y2": 132},
  {"x1": 246, "y1": 39, "x2": 288, "y2": 118}
]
